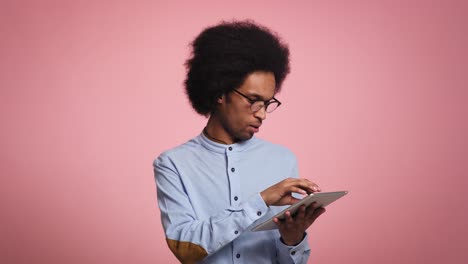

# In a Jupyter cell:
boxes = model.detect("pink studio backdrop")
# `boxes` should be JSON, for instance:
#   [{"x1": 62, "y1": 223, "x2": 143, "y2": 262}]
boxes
[{"x1": 1, "y1": 0, "x2": 467, "y2": 263}]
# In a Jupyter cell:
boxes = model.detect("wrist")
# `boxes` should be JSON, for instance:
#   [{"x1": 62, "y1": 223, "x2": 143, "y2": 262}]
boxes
[{"x1": 280, "y1": 232, "x2": 306, "y2": 246}]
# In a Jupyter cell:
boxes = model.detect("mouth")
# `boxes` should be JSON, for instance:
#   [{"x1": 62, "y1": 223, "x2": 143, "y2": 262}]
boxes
[
  {"x1": 249, "y1": 124, "x2": 261, "y2": 133},
  {"x1": 250, "y1": 122, "x2": 261, "y2": 128}
]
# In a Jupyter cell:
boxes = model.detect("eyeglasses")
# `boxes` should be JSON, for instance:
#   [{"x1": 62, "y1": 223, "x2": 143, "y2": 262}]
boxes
[{"x1": 232, "y1": 89, "x2": 282, "y2": 113}]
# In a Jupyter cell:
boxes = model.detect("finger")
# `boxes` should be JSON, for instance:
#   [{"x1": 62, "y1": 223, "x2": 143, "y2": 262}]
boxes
[
  {"x1": 285, "y1": 211, "x2": 294, "y2": 225},
  {"x1": 273, "y1": 217, "x2": 280, "y2": 226},
  {"x1": 290, "y1": 187, "x2": 307, "y2": 195},
  {"x1": 307, "y1": 207, "x2": 326, "y2": 225},
  {"x1": 274, "y1": 217, "x2": 289, "y2": 230},
  {"x1": 312, "y1": 207, "x2": 326, "y2": 218},
  {"x1": 283, "y1": 196, "x2": 302, "y2": 205},
  {"x1": 289, "y1": 197, "x2": 302, "y2": 204},
  {"x1": 312, "y1": 183, "x2": 321, "y2": 192},
  {"x1": 284, "y1": 182, "x2": 314, "y2": 195},
  {"x1": 286, "y1": 179, "x2": 321, "y2": 193},
  {"x1": 305, "y1": 202, "x2": 318, "y2": 217},
  {"x1": 292, "y1": 205, "x2": 307, "y2": 226},
  {"x1": 305, "y1": 204, "x2": 323, "y2": 225},
  {"x1": 296, "y1": 204, "x2": 306, "y2": 220},
  {"x1": 306, "y1": 182, "x2": 321, "y2": 193}
]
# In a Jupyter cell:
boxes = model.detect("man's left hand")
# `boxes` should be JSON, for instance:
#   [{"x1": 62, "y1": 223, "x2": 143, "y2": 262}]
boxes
[{"x1": 273, "y1": 202, "x2": 326, "y2": 246}]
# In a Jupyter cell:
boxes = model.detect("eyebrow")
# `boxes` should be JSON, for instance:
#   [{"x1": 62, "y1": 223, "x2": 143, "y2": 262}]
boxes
[{"x1": 245, "y1": 92, "x2": 275, "y2": 102}]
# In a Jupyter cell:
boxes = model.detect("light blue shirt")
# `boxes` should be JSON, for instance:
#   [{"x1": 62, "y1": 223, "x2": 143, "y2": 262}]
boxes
[{"x1": 154, "y1": 132, "x2": 310, "y2": 263}]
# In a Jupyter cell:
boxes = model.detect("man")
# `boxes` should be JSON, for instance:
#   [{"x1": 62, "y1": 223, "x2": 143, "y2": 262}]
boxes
[{"x1": 154, "y1": 20, "x2": 325, "y2": 264}]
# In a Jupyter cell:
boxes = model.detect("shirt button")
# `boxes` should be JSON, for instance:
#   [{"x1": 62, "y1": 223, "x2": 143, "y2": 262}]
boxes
[
  {"x1": 257, "y1": 211, "x2": 262, "y2": 216},
  {"x1": 291, "y1": 251, "x2": 296, "y2": 255},
  {"x1": 231, "y1": 168, "x2": 235, "y2": 172},
  {"x1": 236, "y1": 253, "x2": 240, "y2": 258},
  {"x1": 234, "y1": 196, "x2": 238, "y2": 201},
  {"x1": 228, "y1": 146, "x2": 232, "y2": 151},
  {"x1": 234, "y1": 230, "x2": 239, "y2": 235}
]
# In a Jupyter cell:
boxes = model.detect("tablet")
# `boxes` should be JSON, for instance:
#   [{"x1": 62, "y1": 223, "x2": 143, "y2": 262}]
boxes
[{"x1": 251, "y1": 191, "x2": 348, "y2": 232}]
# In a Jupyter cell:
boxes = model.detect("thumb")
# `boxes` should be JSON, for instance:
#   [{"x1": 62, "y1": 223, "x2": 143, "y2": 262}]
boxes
[{"x1": 288, "y1": 197, "x2": 302, "y2": 204}]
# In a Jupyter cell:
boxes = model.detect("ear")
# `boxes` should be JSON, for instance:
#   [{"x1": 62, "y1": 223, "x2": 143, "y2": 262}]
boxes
[{"x1": 217, "y1": 94, "x2": 224, "y2": 104}]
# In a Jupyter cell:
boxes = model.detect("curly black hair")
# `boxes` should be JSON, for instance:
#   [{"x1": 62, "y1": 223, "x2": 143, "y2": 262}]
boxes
[{"x1": 184, "y1": 20, "x2": 290, "y2": 116}]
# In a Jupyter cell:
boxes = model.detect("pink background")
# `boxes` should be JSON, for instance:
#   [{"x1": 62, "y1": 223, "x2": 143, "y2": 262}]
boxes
[{"x1": 1, "y1": 0, "x2": 467, "y2": 263}]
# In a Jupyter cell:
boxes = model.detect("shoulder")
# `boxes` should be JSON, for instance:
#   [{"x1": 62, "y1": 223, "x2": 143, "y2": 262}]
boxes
[
  {"x1": 251, "y1": 137, "x2": 297, "y2": 163},
  {"x1": 254, "y1": 137, "x2": 295, "y2": 155},
  {"x1": 153, "y1": 136, "x2": 202, "y2": 168}
]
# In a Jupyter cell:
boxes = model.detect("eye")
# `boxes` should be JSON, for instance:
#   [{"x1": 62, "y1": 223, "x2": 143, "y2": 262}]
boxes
[{"x1": 249, "y1": 98, "x2": 260, "y2": 104}]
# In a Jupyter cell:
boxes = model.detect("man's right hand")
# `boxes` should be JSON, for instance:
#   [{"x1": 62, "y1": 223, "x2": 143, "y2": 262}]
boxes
[{"x1": 260, "y1": 178, "x2": 321, "y2": 206}]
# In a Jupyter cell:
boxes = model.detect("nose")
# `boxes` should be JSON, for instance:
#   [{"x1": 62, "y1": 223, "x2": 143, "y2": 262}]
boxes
[{"x1": 253, "y1": 106, "x2": 267, "y2": 120}]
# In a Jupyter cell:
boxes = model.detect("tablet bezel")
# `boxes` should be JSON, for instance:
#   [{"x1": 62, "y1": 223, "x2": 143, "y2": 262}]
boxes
[{"x1": 251, "y1": 191, "x2": 348, "y2": 232}]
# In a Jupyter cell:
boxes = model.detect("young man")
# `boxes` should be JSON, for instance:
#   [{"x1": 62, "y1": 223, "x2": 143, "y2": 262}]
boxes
[{"x1": 154, "y1": 20, "x2": 325, "y2": 264}]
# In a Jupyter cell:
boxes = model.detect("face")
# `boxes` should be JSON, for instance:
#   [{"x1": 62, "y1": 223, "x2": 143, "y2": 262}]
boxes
[{"x1": 216, "y1": 71, "x2": 276, "y2": 142}]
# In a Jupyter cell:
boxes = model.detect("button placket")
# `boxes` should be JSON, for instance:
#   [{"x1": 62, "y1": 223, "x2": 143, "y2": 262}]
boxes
[{"x1": 226, "y1": 150, "x2": 240, "y2": 206}]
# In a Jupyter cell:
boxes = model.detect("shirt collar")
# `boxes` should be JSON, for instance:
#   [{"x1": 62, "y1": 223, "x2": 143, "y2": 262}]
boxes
[{"x1": 198, "y1": 131, "x2": 257, "y2": 153}]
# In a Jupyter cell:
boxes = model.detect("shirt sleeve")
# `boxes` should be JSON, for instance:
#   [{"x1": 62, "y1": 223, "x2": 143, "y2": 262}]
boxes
[
  {"x1": 275, "y1": 155, "x2": 311, "y2": 264},
  {"x1": 275, "y1": 233, "x2": 311, "y2": 264},
  {"x1": 154, "y1": 154, "x2": 269, "y2": 263}
]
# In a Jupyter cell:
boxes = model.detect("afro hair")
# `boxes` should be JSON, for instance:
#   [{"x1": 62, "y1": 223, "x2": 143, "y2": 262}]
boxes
[{"x1": 184, "y1": 20, "x2": 290, "y2": 116}]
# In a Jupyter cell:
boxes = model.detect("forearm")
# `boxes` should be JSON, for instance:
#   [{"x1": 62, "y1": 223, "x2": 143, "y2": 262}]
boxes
[{"x1": 160, "y1": 193, "x2": 269, "y2": 255}]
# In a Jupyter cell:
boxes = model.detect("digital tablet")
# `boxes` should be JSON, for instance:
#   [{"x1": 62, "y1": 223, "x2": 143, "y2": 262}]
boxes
[{"x1": 251, "y1": 191, "x2": 348, "y2": 232}]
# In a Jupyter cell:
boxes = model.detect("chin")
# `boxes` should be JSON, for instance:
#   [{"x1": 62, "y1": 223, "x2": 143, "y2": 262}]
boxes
[
  {"x1": 231, "y1": 134, "x2": 248, "y2": 143},
  {"x1": 238, "y1": 132, "x2": 254, "y2": 141}
]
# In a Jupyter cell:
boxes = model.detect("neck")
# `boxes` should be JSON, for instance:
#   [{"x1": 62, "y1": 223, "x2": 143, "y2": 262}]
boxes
[
  {"x1": 204, "y1": 115, "x2": 235, "y2": 145},
  {"x1": 203, "y1": 128, "x2": 230, "y2": 144}
]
